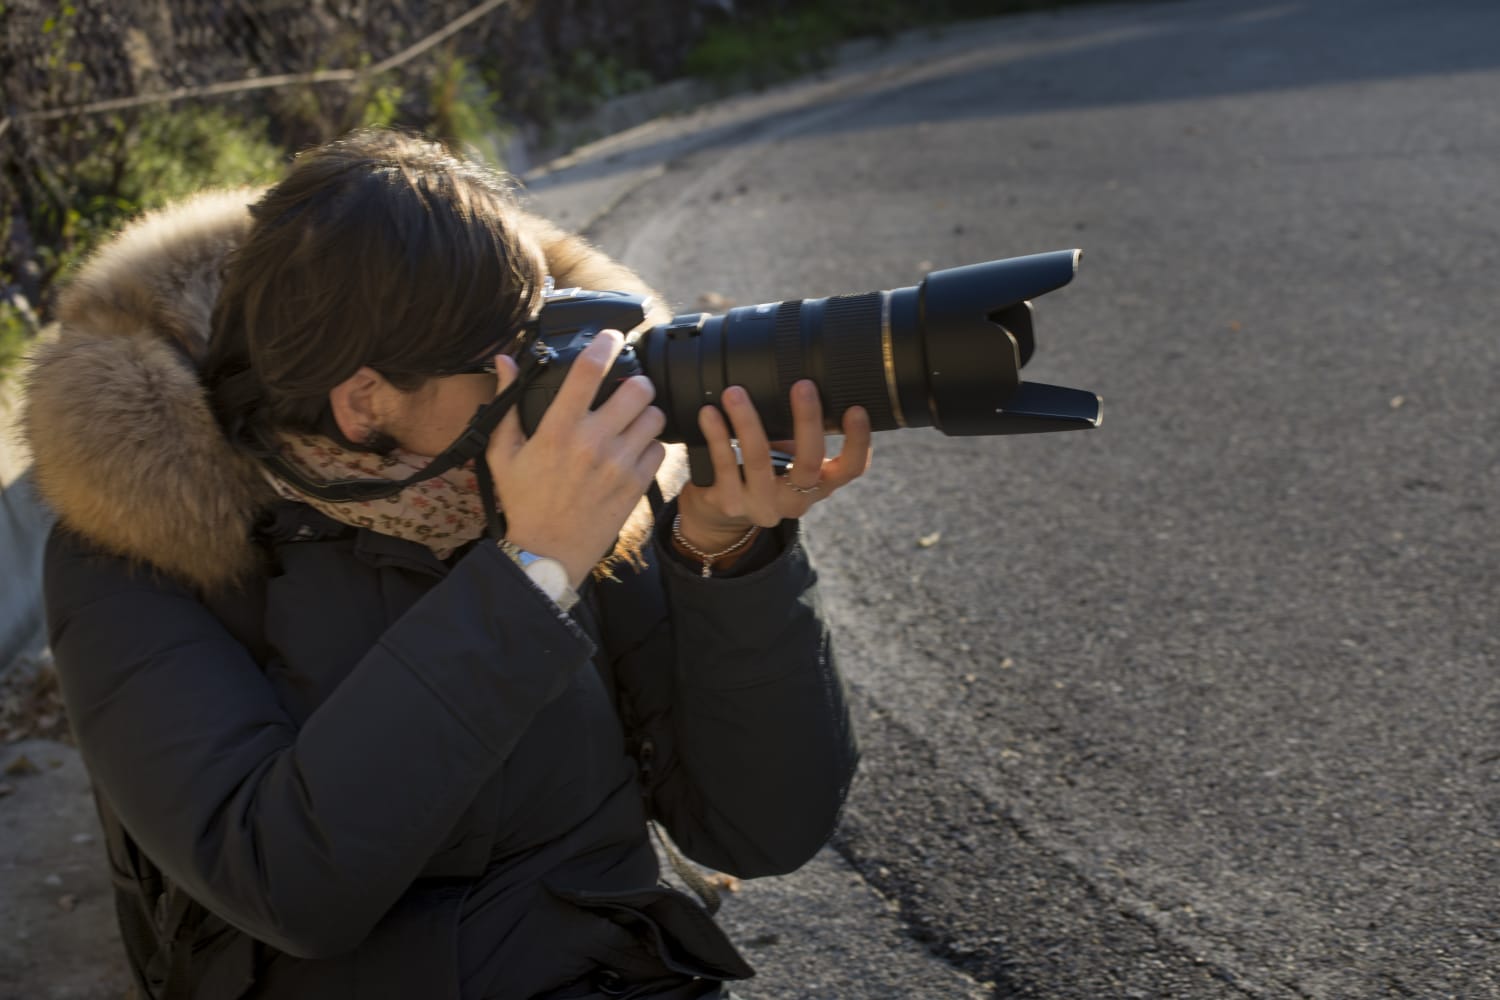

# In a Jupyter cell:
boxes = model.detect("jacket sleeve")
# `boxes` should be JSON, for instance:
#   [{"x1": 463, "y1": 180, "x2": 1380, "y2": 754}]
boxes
[
  {"x1": 45, "y1": 528, "x2": 594, "y2": 959},
  {"x1": 606, "y1": 506, "x2": 859, "y2": 879}
]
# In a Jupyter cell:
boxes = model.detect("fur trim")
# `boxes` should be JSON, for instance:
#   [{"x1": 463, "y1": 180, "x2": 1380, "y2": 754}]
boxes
[
  {"x1": 22, "y1": 190, "x2": 686, "y2": 593},
  {"x1": 24, "y1": 191, "x2": 273, "y2": 592}
]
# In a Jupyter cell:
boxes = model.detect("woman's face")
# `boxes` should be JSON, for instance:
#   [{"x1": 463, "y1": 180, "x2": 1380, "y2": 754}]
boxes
[{"x1": 382, "y1": 371, "x2": 498, "y2": 458}]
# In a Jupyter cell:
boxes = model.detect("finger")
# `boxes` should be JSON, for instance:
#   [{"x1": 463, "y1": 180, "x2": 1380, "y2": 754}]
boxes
[
  {"x1": 633, "y1": 440, "x2": 668, "y2": 487},
  {"x1": 542, "y1": 329, "x2": 624, "y2": 427},
  {"x1": 823, "y1": 404, "x2": 873, "y2": 488},
  {"x1": 617, "y1": 403, "x2": 667, "y2": 460},
  {"x1": 488, "y1": 353, "x2": 526, "y2": 456},
  {"x1": 721, "y1": 386, "x2": 778, "y2": 510},
  {"x1": 698, "y1": 403, "x2": 746, "y2": 516},
  {"x1": 786, "y1": 380, "x2": 826, "y2": 487},
  {"x1": 592, "y1": 374, "x2": 657, "y2": 437}
]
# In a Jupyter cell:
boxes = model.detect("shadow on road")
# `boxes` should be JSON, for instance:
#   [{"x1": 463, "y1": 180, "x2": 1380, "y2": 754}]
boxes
[{"x1": 535, "y1": 0, "x2": 1500, "y2": 190}]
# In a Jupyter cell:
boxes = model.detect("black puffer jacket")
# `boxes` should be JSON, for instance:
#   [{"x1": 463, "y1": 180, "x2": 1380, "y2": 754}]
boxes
[{"x1": 25, "y1": 193, "x2": 858, "y2": 999}]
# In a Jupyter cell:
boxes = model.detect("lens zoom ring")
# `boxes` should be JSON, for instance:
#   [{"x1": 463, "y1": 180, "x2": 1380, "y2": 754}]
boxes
[
  {"x1": 773, "y1": 300, "x2": 804, "y2": 434},
  {"x1": 822, "y1": 293, "x2": 893, "y2": 428}
]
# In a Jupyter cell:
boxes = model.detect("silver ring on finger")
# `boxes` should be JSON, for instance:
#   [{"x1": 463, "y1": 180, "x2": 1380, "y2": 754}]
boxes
[{"x1": 784, "y1": 479, "x2": 822, "y2": 495}]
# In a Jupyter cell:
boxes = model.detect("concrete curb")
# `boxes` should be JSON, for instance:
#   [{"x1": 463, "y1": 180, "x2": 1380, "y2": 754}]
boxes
[
  {"x1": 0, "y1": 472, "x2": 51, "y2": 674},
  {"x1": 1, "y1": 384, "x2": 50, "y2": 678}
]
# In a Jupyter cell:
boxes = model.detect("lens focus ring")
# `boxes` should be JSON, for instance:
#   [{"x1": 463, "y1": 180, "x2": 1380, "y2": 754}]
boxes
[{"x1": 821, "y1": 293, "x2": 893, "y2": 431}]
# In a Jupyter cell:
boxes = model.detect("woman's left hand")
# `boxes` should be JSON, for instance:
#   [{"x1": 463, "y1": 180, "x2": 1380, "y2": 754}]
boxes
[{"x1": 675, "y1": 379, "x2": 873, "y2": 552}]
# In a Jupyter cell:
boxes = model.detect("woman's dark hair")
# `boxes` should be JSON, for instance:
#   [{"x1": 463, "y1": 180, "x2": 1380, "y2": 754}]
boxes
[{"x1": 205, "y1": 128, "x2": 544, "y2": 452}]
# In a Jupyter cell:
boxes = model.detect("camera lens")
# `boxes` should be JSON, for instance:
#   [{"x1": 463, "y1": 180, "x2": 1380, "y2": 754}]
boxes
[
  {"x1": 635, "y1": 249, "x2": 1093, "y2": 444},
  {"x1": 638, "y1": 290, "x2": 900, "y2": 442}
]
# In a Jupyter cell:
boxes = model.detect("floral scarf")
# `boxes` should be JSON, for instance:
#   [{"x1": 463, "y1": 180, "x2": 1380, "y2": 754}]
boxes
[
  {"x1": 264, "y1": 432, "x2": 488, "y2": 559},
  {"x1": 263, "y1": 431, "x2": 677, "y2": 572}
]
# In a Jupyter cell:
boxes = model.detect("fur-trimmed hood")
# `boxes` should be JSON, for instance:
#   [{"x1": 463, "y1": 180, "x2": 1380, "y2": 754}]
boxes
[
  {"x1": 23, "y1": 190, "x2": 680, "y2": 593},
  {"x1": 24, "y1": 191, "x2": 275, "y2": 592}
]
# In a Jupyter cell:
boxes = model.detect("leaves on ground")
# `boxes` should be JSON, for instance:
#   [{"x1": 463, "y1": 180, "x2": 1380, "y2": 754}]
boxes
[{"x1": 0, "y1": 660, "x2": 72, "y2": 747}]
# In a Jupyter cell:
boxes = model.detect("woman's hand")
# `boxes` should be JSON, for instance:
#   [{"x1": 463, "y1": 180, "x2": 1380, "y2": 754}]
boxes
[
  {"x1": 676, "y1": 379, "x2": 873, "y2": 556},
  {"x1": 486, "y1": 330, "x2": 666, "y2": 588}
]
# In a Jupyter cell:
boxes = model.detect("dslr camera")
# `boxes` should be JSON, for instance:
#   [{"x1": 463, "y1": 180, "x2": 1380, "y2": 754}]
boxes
[{"x1": 516, "y1": 250, "x2": 1101, "y2": 486}]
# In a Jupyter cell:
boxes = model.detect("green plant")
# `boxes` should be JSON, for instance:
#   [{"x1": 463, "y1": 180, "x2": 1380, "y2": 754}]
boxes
[
  {"x1": 0, "y1": 303, "x2": 32, "y2": 384},
  {"x1": 428, "y1": 51, "x2": 510, "y2": 165},
  {"x1": 44, "y1": 104, "x2": 282, "y2": 287},
  {"x1": 0, "y1": 104, "x2": 283, "y2": 381},
  {"x1": 684, "y1": 9, "x2": 842, "y2": 91},
  {"x1": 684, "y1": 0, "x2": 1114, "y2": 90},
  {"x1": 361, "y1": 81, "x2": 406, "y2": 129},
  {"x1": 684, "y1": 0, "x2": 943, "y2": 91},
  {"x1": 556, "y1": 50, "x2": 654, "y2": 107},
  {"x1": 119, "y1": 105, "x2": 285, "y2": 211},
  {"x1": 31, "y1": 106, "x2": 280, "y2": 262},
  {"x1": 515, "y1": 51, "x2": 637, "y2": 147}
]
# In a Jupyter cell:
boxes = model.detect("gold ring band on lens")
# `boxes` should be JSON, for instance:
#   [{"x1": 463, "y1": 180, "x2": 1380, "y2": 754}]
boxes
[{"x1": 881, "y1": 291, "x2": 906, "y2": 428}]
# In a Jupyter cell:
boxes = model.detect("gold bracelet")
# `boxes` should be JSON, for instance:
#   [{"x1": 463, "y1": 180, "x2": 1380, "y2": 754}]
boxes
[{"x1": 671, "y1": 514, "x2": 759, "y2": 578}]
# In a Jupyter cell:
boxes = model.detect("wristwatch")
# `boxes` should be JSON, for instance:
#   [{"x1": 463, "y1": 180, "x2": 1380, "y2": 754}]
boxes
[{"x1": 497, "y1": 540, "x2": 579, "y2": 612}]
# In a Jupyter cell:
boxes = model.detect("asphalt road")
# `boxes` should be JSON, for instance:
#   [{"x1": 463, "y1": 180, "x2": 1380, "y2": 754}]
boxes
[{"x1": 556, "y1": 1, "x2": 1500, "y2": 996}]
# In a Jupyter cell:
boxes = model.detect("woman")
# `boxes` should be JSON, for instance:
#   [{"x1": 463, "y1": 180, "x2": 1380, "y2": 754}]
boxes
[{"x1": 23, "y1": 129, "x2": 869, "y2": 999}]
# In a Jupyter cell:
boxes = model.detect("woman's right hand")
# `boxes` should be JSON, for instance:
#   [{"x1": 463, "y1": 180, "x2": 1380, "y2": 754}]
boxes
[{"x1": 486, "y1": 329, "x2": 666, "y2": 588}]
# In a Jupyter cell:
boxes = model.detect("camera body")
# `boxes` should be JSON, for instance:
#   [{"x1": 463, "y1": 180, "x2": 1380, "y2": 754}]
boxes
[{"x1": 515, "y1": 286, "x2": 652, "y2": 436}]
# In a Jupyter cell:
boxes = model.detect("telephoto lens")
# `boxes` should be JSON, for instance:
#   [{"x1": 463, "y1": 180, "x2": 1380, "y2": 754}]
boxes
[{"x1": 518, "y1": 250, "x2": 1101, "y2": 486}]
